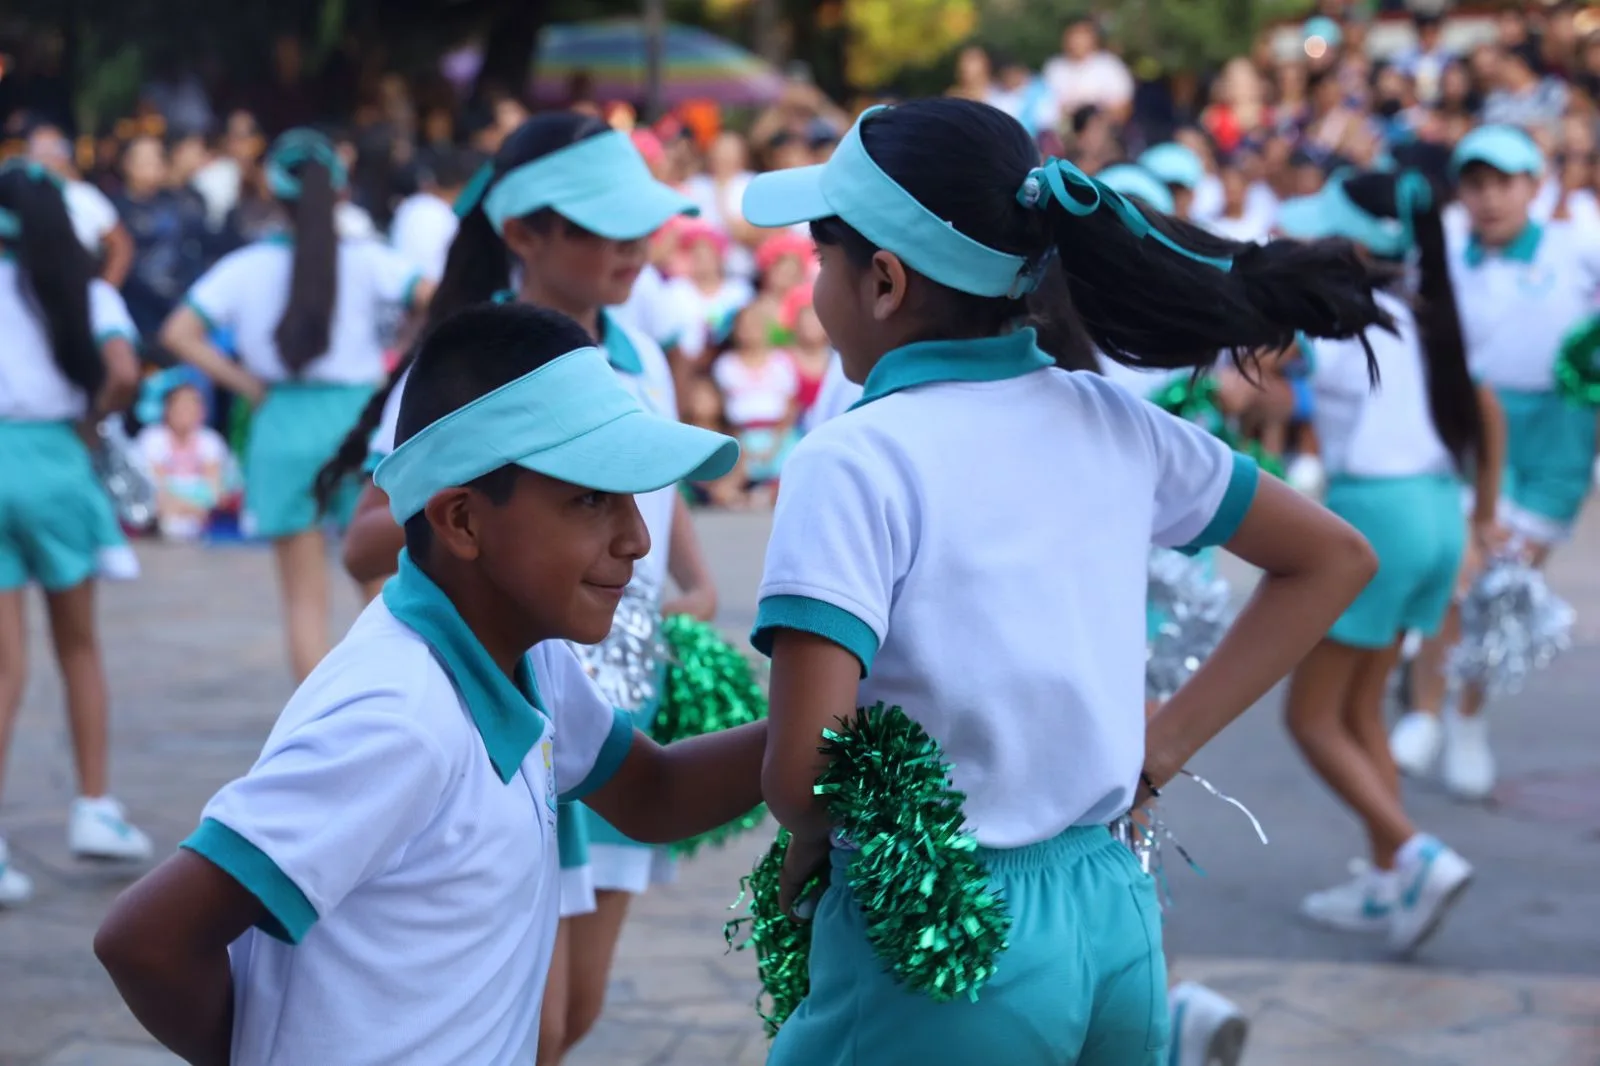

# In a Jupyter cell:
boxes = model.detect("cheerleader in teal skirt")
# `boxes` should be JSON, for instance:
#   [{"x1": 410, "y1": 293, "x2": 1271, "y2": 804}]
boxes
[
  {"x1": 158, "y1": 130, "x2": 432, "y2": 681},
  {"x1": 0, "y1": 161, "x2": 151, "y2": 907}
]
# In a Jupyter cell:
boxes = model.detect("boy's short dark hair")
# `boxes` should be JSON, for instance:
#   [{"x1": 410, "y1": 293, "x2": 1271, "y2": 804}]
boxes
[{"x1": 396, "y1": 303, "x2": 596, "y2": 559}]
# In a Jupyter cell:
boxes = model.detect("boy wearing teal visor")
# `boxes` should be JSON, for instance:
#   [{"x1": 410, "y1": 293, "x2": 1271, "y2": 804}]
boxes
[
  {"x1": 1275, "y1": 167, "x2": 1499, "y2": 952},
  {"x1": 1385, "y1": 124, "x2": 1600, "y2": 801},
  {"x1": 317, "y1": 112, "x2": 720, "y2": 1063},
  {"x1": 742, "y1": 98, "x2": 1384, "y2": 1066},
  {"x1": 94, "y1": 303, "x2": 759, "y2": 1066}
]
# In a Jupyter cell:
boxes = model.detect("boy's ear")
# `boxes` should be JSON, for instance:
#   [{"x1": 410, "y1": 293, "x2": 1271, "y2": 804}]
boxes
[{"x1": 421, "y1": 488, "x2": 483, "y2": 562}]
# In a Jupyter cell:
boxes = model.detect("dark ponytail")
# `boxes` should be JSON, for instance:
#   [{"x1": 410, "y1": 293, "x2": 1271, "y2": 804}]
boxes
[
  {"x1": 811, "y1": 99, "x2": 1389, "y2": 377},
  {"x1": 313, "y1": 111, "x2": 610, "y2": 511},
  {"x1": 1343, "y1": 170, "x2": 1482, "y2": 475},
  {"x1": 0, "y1": 166, "x2": 103, "y2": 399},
  {"x1": 275, "y1": 158, "x2": 339, "y2": 374}
]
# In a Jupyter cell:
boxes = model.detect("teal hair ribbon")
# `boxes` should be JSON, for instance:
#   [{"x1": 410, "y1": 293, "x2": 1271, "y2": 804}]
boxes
[
  {"x1": 0, "y1": 207, "x2": 18, "y2": 240},
  {"x1": 453, "y1": 161, "x2": 495, "y2": 219},
  {"x1": 1393, "y1": 169, "x2": 1433, "y2": 259},
  {"x1": 264, "y1": 128, "x2": 349, "y2": 201},
  {"x1": 1018, "y1": 159, "x2": 1233, "y2": 273}
]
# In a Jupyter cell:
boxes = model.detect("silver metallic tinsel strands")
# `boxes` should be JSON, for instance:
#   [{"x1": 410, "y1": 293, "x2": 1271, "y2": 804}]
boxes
[
  {"x1": 89, "y1": 418, "x2": 156, "y2": 530},
  {"x1": 1145, "y1": 549, "x2": 1231, "y2": 702},
  {"x1": 568, "y1": 583, "x2": 667, "y2": 711},
  {"x1": 1447, "y1": 558, "x2": 1574, "y2": 696}
]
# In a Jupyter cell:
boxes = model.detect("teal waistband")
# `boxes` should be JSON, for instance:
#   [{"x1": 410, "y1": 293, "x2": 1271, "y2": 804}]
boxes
[
  {"x1": 830, "y1": 824, "x2": 1113, "y2": 875},
  {"x1": 266, "y1": 380, "x2": 380, "y2": 394},
  {"x1": 0, "y1": 419, "x2": 77, "y2": 436},
  {"x1": 1327, "y1": 472, "x2": 1458, "y2": 490}
]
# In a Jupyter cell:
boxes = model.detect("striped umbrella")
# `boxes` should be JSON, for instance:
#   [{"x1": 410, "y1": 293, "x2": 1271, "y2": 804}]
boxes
[{"x1": 532, "y1": 20, "x2": 785, "y2": 107}]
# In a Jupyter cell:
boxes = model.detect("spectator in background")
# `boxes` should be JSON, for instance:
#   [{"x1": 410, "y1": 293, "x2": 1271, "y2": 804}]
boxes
[
  {"x1": 140, "y1": 60, "x2": 214, "y2": 139},
  {"x1": 712, "y1": 305, "x2": 799, "y2": 498},
  {"x1": 1482, "y1": 44, "x2": 1569, "y2": 132},
  {"x1": 389, "y1": 146, "x2": 479, "y2": 283},
  {"x1": 685, "y1": 130, "x2": 762, "y2": 279},
  {"x1": 26, "y1": 123, "x2": 135, "y2": 287},
  {"x1": 1578, "y1": 33, "x2": 1600, "y2": 104},
  {"x1": 988, "y1": 51, "x2": 1056, "y2": 136},
  {"x1": 676, "y1": 220, "x2": 754, "y2": 360},
  {"x1": 1067, "y1": 105, "x2": 1120, "y2": 173},
  {"x1": 113, "y1": 135, "x2": 211, "y2": 347},
  {"x1": 1042, "y1": 18, "x2": 1135, "y2": 126},
  {"x1": 777, "y1": 282, "x2": 831, "y2": 419},
  {"x1": 1204, "y1": 151, "x2": 1274, "y2": 243},
  {"x1": 1396, "y1": 12, "x2": 1455, "y2": 106},
  {"x1": 948, "y1": 44, "x2": 994, "y2": 104},
  {"x1": 190, "y1": 110, "x2": 264, "y2": 232},
  {"x1": 1203, "y1": 57, "x2": 1270, "y2": 155},
  {"x1": 136, "y1": 382, "x2": 230, "y2": 541},
  {"x1": 1370, "y1": 63, "x2": 1422, "y2": 148},
  {"x1": 1540, "y1": 5, "x2": 1581, "y2": 80}
]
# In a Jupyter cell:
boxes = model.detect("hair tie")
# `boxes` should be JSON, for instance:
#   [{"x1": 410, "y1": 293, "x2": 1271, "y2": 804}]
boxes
[
  {"x1": 1394, "y1": 169, "x2": 1433, "y2": 256},
  {"x1": 453, "y1": 161, "x2": 496, "y2": 219},
  {"x1": 1015, "y1": 158, "x2": 1233, "y2": 274},
  {"x1": 264, "y1": 129, "x2": 349, "y2": 201}
]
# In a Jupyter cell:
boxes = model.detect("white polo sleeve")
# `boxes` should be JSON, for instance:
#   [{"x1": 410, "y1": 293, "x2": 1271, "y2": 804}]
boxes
[
  {"x1": 751, "y1": 430, "x2": 910, "y2": 675},
  {"x1": 183, "y1": 248, "x2": 254, "y2": 333},
  {"x1": 180, "y1": 695, "x2": 451, "y2": 945},
  {"x1": 531, "y1": 641, "x2": 636, "y2": 801},
  {"x1": 366, "y1": 243, "x2": 426, "y2": 310},
  {"x1": 88, "y1": 280, "x2": 139, "y2": 347},
  {"x1": 1130, "y1": 390, "x2": 1260, "y2": 552}
]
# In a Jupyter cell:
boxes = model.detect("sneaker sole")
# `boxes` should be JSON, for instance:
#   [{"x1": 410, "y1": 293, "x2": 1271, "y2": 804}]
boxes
[
  {"x1": 1202, "y1": 1016, "x2": 1249, "y2": 1066},
  {"x1": 1391, "y1": 871, "x2": 1473, "y2": 957}
]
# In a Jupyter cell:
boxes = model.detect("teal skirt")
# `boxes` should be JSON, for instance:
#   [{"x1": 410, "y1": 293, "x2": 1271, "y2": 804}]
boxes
[
  {"x1": 242, "y1": 382, "x2": 375, "y2": 539},
  {"x1": 0, "y1": 421, "x2": 121, "y2": 592}
]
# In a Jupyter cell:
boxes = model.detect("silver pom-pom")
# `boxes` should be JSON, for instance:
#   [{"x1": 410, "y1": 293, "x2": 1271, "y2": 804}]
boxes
[
  {"x1": 88, "y1": 418, "x2": 156, "y2": 530},
  {"x1": 1448, "y1": 558, "x2": 1573, "y2": 696},
  {"x1": 1145, "y1": 548, "x2": 1231, "y2": 702},
  {"x1": 568, "y1": 581, "x2": 667, "y2": 710}
]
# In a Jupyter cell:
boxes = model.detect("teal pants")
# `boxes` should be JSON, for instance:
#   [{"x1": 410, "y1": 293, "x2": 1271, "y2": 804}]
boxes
[
  {"x1": 1326, "y1": 474, "x2": 1464, "y2": 649},
  {"x1": 242, "y1": 382, "x2": 374, "y2": 539},
  {"x1": 1497, "y1": 388, "x2": 1597, "y2": 532},
  {"x1": 768, "y1": 826, "x2": 1169, "y2": 1066},
  {"x1": 0, "y1": 422, "x2": 120, "y2": 592}
]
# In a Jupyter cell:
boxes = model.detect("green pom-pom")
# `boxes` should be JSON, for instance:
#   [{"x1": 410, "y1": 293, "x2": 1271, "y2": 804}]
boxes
[
  {"x1": 655, "y1": 616, "x2": 768, "y2": 858},
  {"x1": 1555, "y1": 313, "x2": 1600, "y2": 407},
  {"x1": 1147, "y1": 375, "x2": 1283, "y2": 477},
  {"x1": 726, "y1": 703, "x2": 1013, "y2": 1036}
]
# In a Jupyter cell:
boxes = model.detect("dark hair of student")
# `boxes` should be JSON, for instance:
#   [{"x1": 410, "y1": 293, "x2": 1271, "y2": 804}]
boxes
[
  {"x1": 274, "y1": 156, "x2": 340, "y2": 376},
  {"x1": 1342, "y1": 170, "x2": 1483, "y2": 476},
  {"x1": 313, "y1": 110, "x2": 609, "y2": 512},
  {"x1": 397, "y1": 303, "x2": 596, "y2": 561},
  {"x1": 809, "y1": 99, "x2": 1388, "y2": 376},
  {"x1": 0, "y1": 166, "x2": 105, "y2": 399}
]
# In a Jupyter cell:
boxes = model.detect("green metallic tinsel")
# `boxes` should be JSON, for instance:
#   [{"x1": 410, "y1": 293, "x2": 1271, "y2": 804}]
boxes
[
  {"x1": 1148, "y1": 375, "x2": 1284, "y2": 479},
  {"x1": 725, "y1": 828, "x2": 816, "y2": 1037},
  {"x1": 654, "y1": 615, "x2": 769, "y2": 859},
  {"x1": 726, "y1": 702, "x2": 1012, "y2": 1036},
  {"x1": 1554, "y1": 313, "x2": 1600, "y2": 407}
]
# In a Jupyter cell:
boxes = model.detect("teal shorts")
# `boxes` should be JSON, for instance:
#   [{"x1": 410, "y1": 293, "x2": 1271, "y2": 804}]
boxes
[
  {"x1": 1498, "y1": 389, "x2": 1597, "y2": 536},
  {"x1": 243, "y1": 382, "x2": 375, "y2": 539},
  {"x1": 1326, "y1": 474, "x2": 1465, "y2": 649},
  {"x1": 571, "y1": 671, "x2": 671, "y2": 893},
  {"x1": 0, "y1": 422, "x2": 120, "y2": 592},
  {"x1": 768, "y1": 825, "x2": 1169, "y2": 1066}
]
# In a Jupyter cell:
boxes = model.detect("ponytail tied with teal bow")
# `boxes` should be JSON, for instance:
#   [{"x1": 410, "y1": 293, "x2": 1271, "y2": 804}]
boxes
[
  {"x1": 264, "y1": 128, "x2": 350, "y2": 201},
  {"x1": 1392, "y1": 169, "x2": 1433, "y2": 259},
  {"x1": 1016, "y1": 158, "x2": 1234, "y2": 275}
]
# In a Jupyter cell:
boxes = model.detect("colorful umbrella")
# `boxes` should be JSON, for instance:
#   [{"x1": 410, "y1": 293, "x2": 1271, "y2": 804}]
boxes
[{"x1": 532, "y1": 20, "x2": 785, "y2": 107}]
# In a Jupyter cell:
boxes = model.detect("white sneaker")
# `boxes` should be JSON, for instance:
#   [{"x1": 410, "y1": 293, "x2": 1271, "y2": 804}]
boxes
[
  {"x1": 68, "y1": 796, "x2": 153, "y2": 862},
  {"x1": 1168, "y1": 982, "x2": 1249, "y2": 1066},
  {"x1": 0, "y1": 837, "x2": 34, "y2": 907},
  {"x1": 1390, "y1": 711, "x2": 1444, "y2": 778},
  {"x1": 1286, "y1": 454, "x2": 1327, "y2": 498},
  {"x1": 1389, "y1": 834, "x2": 1472, "y2": 955},
  {"x1": 1441, "y1": 710, "x2": 1496, "y2": 800},
  {"x1": 1299, "y1": 859, "x2": 1395, "y2": 934}
]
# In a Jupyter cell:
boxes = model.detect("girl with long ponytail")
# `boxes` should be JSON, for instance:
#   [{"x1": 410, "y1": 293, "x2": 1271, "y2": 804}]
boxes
[
  {"x1": 739, "y1": 98, "x2": 1383, "y2": 1066},
  {"x1": 0, "y1": 161, "x2": 149, "y2": 907},
  {"x1": 323, "y1": 113, "x2": 724, "y2": 1065},
  {"x1": 1274, "y1": 166, "x2": 1502, "y2": 954},
  {"x1": 158, "y1": 129, "x2": 433, "y2": 682}
]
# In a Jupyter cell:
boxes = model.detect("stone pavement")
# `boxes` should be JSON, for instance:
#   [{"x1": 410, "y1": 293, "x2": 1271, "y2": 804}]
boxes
[{"x1": 2, "y1": 512, "x2": 1598, "y2": 1066}]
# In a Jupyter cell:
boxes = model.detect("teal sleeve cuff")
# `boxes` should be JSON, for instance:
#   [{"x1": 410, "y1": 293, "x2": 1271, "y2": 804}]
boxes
[
  {"x1": 751, "y1": 593, "x2": 879, "y2": 677},
  {"x1": 1294, "y1": 332, "x2": 1316, "y2": 374},
  {"x1": 181, "y1": 818, "x2": 317, "y2": 945},
  {"x1": 561, "y1": 708, "x2": 636, "y2": 802},
  {"x1": 1179, "y1": 452, "x2": 1259, "y2": 555},
  {"x1": 401, "y1": 273, "x2": 424, "y2": 311},
  {"x1": 182, "y1": 295, "x2": 219, "y2": 334},
  {"x1": 362, "y1": 449, "x2": 386, "y2": 476},
  {"x1": 95, "y1": 328, "x2": 139, "y2": 348}
]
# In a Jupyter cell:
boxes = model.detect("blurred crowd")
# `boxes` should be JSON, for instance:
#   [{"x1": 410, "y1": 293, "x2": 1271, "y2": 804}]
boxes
[{"x1": 2, "y1": 3, "x2": 1598, "y2": 528}]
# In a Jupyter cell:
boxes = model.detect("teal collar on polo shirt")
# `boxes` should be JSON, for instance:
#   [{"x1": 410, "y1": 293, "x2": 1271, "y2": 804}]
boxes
[
  {"x1": 382, "y1": 549, "x2": 546, "y2": 784},
  {"x1": 849, "y1": 327, "x2": 1055, "y2": 410},
  {"x1": 1464, "y1": 222, "x2": 1543, "y2": 268}
]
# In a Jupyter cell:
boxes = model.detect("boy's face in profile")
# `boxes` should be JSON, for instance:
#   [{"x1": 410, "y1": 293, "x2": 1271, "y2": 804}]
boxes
[{"x1": 467, "y1": 469, "x2": 651, "y2": 645}]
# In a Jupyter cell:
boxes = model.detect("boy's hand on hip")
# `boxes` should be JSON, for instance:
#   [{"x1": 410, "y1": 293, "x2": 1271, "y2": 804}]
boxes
[{"x1": 779, "y1": 831, "x2": 832, "y2": 920}]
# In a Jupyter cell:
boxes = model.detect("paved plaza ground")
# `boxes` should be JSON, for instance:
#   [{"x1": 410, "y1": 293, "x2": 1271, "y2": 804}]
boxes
[{"x1": 1, "y1": 511, "x2": 1598, "y2": 1065}]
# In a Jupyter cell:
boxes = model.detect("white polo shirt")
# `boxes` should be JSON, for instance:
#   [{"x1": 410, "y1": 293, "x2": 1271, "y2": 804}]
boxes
[
  {"x1": 184, "y1": 237, "x2": 423, "y2": 385},
  {"x1": 802, "y1": 353, "x2": 862, "y2": 434},
  {"x1": 388, "y1": 192, "x2": 458, "y2": 283},
  {"x1": 183, "y1": 589, "x2": 633, "y2": 1066},
  {"x1": 1447, "y1": 222, "x2": 1600, "y2": 393},
  {"x1": 1304, "y1": 292, "x2": 1454, "y2": 479},
  {"x1": 752, "y1": 330, "x2": 1258, "y2": 847},
  {"x1": 0, "y1": 261, "x2": 138, "y2": 420}
]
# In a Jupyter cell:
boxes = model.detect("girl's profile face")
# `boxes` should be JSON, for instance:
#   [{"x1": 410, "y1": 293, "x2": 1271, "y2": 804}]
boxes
[
  {"x1": 508, "y1": 215, "x2": 648, "y2": 311},
  {"x1": 1457, "y1": 165, "x2": 1536, "y2": 246}
]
